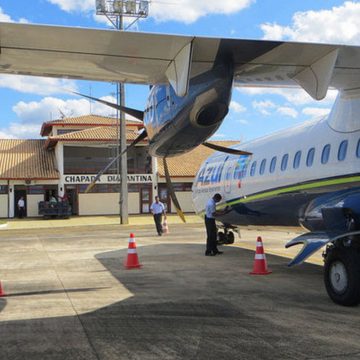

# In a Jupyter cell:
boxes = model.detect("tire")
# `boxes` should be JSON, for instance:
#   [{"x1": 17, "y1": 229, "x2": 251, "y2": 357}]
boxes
[
  {"x1": 217, "y1": 231, "x2": 225, "y2": 245},
  {"x1": 225, "y1": 231, "x2": 235, "y2": 244},
  {"x1": 324, "y1": 246, "x2": 360, "y2": 306}
]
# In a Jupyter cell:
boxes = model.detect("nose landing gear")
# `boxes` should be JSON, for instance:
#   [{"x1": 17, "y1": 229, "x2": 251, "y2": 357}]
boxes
[{"x1": 217, "y1": 225, "x2": 236, "y2": 245}]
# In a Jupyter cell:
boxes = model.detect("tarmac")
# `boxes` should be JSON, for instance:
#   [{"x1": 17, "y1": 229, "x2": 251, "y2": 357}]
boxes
[{"x1": 0, "y1": 216, "x2": 360, "y2": 359}]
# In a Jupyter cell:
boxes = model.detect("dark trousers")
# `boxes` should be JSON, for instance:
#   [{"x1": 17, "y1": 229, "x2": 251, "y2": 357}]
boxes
[
  {"x1": 205, "y1": 216, "x2": 218, "y2": 253},
  {"x1": 18, "y1": 207, "x2": 25, "y2": 219},
  {"x1": 153, "y1": 214, "x2": 163, "y2": 235}
]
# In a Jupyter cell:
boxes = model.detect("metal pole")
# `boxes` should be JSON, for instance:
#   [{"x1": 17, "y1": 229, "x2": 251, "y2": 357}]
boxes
[{"x1": 117, "y1": 15, "x2": 129, "y2": 224}]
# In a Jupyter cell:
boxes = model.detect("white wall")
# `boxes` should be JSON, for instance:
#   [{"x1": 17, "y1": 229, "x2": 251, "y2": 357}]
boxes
[
  {"x1": 0, "y1": 195, "x2": 8, "y2": 218},
  {"x1": 79, "y1": 193, "x2": 119, "y2": 215},
  {"x1": 171, "y1": 191, "x2": 194, "y2": 213},
  {"x1": 128, "y1": 193, "x2": 140, "y2": 214},
  {"x1": 79, "y1": 193, "x2": 141, "y2": 215},
  {"x1": 27, "y1": 195, "x2": 44, "y2": 217}
]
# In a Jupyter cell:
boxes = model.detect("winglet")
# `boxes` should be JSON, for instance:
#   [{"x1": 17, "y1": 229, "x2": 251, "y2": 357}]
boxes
[
  {"x1": 292, "y1": 48, "x2": 339, "y2": 100},
  {"x1": 165, "y1": 41, "x2": 193, "y2": 97}
]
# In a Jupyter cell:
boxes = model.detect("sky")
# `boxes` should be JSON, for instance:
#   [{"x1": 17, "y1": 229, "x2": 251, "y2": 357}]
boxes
[{"x1": 0, "y1": 0, "x2": 359, "y2": 141}]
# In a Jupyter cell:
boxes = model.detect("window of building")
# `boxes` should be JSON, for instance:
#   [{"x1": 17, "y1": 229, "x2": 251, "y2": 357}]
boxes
[
  {"x1": 293, "y1": 151, "x2": 301, "y2": 169},
  {"x1": 269, "y1": 156, "x2": 277, "y2": 173},
  {"x1": 357, "y1": 139, "x2": 360, "y2": 158},
  {"x1": 250, "y1": 161, "x2": 257, "y2": 176},
  {"x1": 321, "y1": 144, "x2": 331, "y2": 164},
  {"x1": 64, "y1": 145, "x2": 151, "y2": 174},
  {"x1": 338, "y1": 140, "x2": 348, "y2": 161},
  {"x1": 0, "y1": 185, "x2": 8, "y2": 194},
  {"x1": 260, "y1": 159, "x2": 266, "y2": 175},
  {"x1": 27, "y1": 186, "x2": 45, "y2": 195},
  {"x1": 172, "y1": 183, "x2": 193, "y2": 191},
  {"x1": 281, "y1": 154, "x2": 288, "y2": 171},
  {"x1": 306, "y1": 148, "x2": 315, "y2": 167}
]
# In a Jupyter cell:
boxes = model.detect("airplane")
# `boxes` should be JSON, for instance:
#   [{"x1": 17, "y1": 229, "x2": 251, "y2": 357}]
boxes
[{"x1": 0, "y1": 22, "x2": 359, "y2": 305}]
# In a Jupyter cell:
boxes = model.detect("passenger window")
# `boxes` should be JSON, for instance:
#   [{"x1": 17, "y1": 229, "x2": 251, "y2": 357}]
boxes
[
  {"x1": 270, "y1": 156, "x2": 277, "y2": 173},
  {"x1": 357, "y1": 139, "x2": 360, "y2": 158},
  {"x1": 338, "y1": 140, "x2": 348, "y2": 161},
  {"x1": 293, "y1": 151, "x2": 301, "y2": 169},
  {"x1": 250, "y1": 161, "x2": 257, "y2": 176},
  {"x1": 260, "y1": 159, "x2": 266, "y2": 175},
  {"x1": 281, "y1": 154, "x2": 288, "y2": 171},
  {"x1": 321, "y1": 144, "x2": 331, "y2": 164},
  {"x1": 306, "y1": 148, "x2": 315, "y2": 167}
]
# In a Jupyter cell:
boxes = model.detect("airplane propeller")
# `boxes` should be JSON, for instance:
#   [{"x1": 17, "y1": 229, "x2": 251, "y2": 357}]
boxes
[{"x1": 75, "y1": 92, "x2": 250, "y2": 223}]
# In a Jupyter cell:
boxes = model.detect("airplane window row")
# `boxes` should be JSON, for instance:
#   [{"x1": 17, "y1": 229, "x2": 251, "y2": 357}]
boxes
[{"x1": 249, "y1": 139, "x2": 354, "y2": 177}]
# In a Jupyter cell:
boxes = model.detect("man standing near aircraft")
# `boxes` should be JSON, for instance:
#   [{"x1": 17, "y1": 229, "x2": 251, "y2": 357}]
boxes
[
  {"x1": 205, "y1": 193, "x2": 223, "y2": 256},
  {"x1": 150, "y1": 196, "x2": 166, "y2": 236}
]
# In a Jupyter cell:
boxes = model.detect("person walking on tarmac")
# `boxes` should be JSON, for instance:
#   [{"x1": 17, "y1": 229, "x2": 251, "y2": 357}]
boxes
[
  {"x1": 205, "y1": 193, "x2": 223, "y2": 256},
  {"x1": 150, "y1": 196, "x2": 166, "y2": 236}
]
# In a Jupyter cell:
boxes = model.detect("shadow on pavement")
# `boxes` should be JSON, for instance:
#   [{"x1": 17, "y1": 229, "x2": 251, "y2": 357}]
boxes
[{"x1": 0, "y1": 244, "x2": 359, "y2": 360}]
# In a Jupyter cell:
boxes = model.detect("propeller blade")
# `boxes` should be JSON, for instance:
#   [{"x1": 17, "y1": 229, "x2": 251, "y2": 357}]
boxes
[
  {"x1": 84, "y1": 130, "x2": 148, "y2": 193},
  {"x1": 163, "y1": 158, "x2": 186, "y2": 223},
  {"x1": 202, "y1": 142, "x2": 252, "y2": 156},
  {"x1": 72, "y1": 91, "x2": 144, "y2": 121}
]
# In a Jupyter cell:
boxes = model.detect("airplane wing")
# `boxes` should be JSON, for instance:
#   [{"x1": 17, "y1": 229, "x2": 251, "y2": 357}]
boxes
[{"x1": 0, "y1": 22, "x2": 360, "y2": 99}]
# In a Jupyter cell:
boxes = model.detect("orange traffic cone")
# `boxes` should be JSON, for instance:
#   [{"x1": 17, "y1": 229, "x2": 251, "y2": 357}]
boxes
[
  {"x1": 0, "y1": 281, "x2": 5, "y2": 297},
  {"x1": 124, "y1": 233, "x2": 142, "y2": 269},
  {"x1": 162, "y1": 219, "x2": 169, "y2": 234},
  {"x1": 250, "y1": 236, "x2": 272, "y2": 275}
]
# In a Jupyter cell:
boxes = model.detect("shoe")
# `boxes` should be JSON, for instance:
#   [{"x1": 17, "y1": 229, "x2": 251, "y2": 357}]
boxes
[
  {"x1": 205, "y1": 251, "x2": 215, "y2": 256},
  {"x1": 158, "y1": 233, "x2": 162, "y2": 236},
  {"x1": 214, "y1": 250, "x2": 223, "y2": 255}
]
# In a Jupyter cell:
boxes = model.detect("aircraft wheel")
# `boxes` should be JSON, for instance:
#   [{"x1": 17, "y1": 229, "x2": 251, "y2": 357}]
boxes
[
  {"x1": 217, "y1": 231, "x2": 225, "y2": 245},
  {"x1": 324, "y1": 246, "x2": 360, "y2": 306},
  {"x1": 226, "y1": 231, "x2": 235, "y2": 244}
]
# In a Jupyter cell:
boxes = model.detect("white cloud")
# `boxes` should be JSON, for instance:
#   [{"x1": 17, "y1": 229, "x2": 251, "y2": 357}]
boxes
[
  {"x1": 277, "y1": 106, "x2": 298, "y2": 118},
  {"x1": 211, "y1": 133, "x2": 226, "y2": 139},
  {"x1": 46, "y1": 0, "x2": 94, "y2": 12},
  {"x1": 261, "y1": 1, "x2": 360, "y2": 44},
  {"x1": 237, "y1": 119, "x2": 249, "y2": 125},
  {"x1": 230, "y1": 100, "x2": 246, "y2": 113},
  {"x1": 238, "y1": 87, "x2": 337, "y2": 106},
  {"x1": 0, "y1": 95, "x2": 119, "y2": 139},
  {"x1": 0, "y1": 6, "x2": 28, "y2": 23},
  {"x1": 47, "y1": 0, "x2": 254, "y2": 24},
  {"x1": 252, "y1": 100, "x2": 275, "y2": 115},
  {"x1": 0, "y1": 75, "x2": 77, "y2": 96},
  {"x1": 302, "y1": 107, "x2": 331, "y2": 118},
  {"x1": 12, "y1": 96, "x2": 118, "y2": 124}
]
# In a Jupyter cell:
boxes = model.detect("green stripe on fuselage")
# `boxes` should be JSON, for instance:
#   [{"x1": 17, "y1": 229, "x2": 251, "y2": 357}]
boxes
[{"x1": 215, "y1": 175, "x2": 360, "y2": 210}]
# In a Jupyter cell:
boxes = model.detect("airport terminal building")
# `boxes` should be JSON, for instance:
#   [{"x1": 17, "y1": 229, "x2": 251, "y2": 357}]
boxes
[{"x1": 0, "y1": 115, "x2": 236, "y2": 218}]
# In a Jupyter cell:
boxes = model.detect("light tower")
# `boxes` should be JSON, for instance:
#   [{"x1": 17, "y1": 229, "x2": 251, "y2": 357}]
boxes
[{"x1": 95, "y1": 0, "x2": 149, "y2": 224}]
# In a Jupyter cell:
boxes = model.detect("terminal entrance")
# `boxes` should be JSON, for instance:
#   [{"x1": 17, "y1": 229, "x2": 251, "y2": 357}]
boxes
[{"x1": 14, "y1": 186, "x2": 27, "y2": 218}]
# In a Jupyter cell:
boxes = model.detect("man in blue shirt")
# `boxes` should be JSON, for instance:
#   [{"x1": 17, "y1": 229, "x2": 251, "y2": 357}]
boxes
[
  {"x1": 150, "y1": 196, "x2": 166, "y2": 236},
  {"x1": 205, "y1": 193, "x2": 223, "y2": 256}
]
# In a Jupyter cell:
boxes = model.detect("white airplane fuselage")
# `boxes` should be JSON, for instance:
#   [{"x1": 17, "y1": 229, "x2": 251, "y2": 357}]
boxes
[{"x1": 192, "y1": 91, "x2": 360, "y2": 231}]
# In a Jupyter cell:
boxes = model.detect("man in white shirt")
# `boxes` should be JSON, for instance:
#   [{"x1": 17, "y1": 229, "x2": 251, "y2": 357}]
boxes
[
  {"x1": 150, "y1": 196, "x2": 166, "y2": 236},
  {"x1": 205, "y1": 193, "x2": 223, "y2": 256},
  {"x1": 17, "y1": 196, "x2": 25, "y2": 219}
]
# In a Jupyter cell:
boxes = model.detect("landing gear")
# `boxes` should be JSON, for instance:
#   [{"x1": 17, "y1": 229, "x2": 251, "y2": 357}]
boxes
[
  {"x1": 217, "y1": 226, "x2": 235, "y2": 245},
  {"x1": 323, "y1": 243, "x2": 360, "y2": 306}
]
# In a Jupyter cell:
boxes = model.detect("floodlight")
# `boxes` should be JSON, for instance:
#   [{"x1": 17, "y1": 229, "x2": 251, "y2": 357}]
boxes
[
  {"x1": 139, "y1": 1, "x2": 148, "y2": 15},
  {"x1": 113, "y1": 0, "x2": 123, "y2": 13},
  {"x1": 96, "y1": 0, "x2": 106, "y2": 13},
  {"x1": 126, "y1": 1, "x2": 136, "y2": 14}
]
